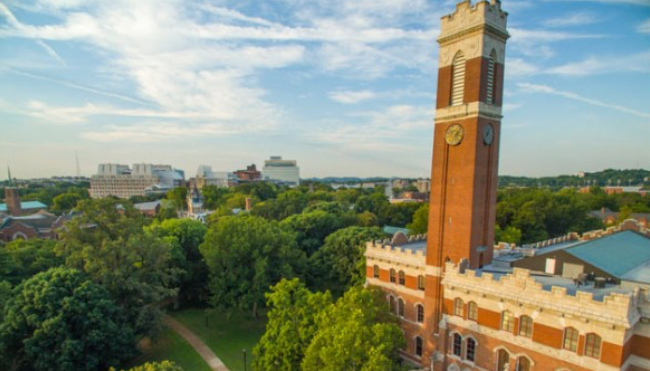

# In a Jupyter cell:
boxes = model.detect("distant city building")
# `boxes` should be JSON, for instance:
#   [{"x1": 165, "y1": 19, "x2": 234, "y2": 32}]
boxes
[
  {"x1": 133, "y1": 200, "x2": 162, "y2": 217},
  {"x1": 415, "y1": 179, "x2": 431, "y2": 193},
  {"x1": 589, "y1": 207, "x2": 649, "y2": 228},
  {"x1": 234, "y1": 164, "x2": 262, "y2": 182},
  {"x1": 262, "y1": 156, "x2": 300, "y2": 186},
  {"x1": 0, "y1": 188, "x2": 47, "y2": 216},
  {"x1": 195, "y1": 165, "x2": 237, "y2": 189},
  {"x1": 0, "y1": 188, "x2": 69, "y2": 241},
  {"x1": 90, "y1": 163, "x2": 185, "y2": 199}
]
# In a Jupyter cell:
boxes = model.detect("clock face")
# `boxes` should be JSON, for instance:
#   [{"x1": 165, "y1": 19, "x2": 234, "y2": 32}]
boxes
[
  {"x1": 483, "y1": 124, "x2": 494, "y2": 145},
  {"x1": 445, "y1": 124, "x2": 464, "y2": 146}
]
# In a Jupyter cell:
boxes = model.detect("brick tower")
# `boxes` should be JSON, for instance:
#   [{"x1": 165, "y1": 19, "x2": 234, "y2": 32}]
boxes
[
  {"x1": 423, "y1": 0, "x2": 508, "y2": 361},
  {"x1": 5, "y1": 188, "x2": 22, "y2": 216}
]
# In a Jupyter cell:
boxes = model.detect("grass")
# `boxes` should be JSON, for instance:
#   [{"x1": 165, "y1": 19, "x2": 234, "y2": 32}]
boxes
[
  {"x1": 170, "y1": 308, "x2": 267, "y2": 371},
  {"x1": 126, "y1": 326, "x2": 212, "y2": 371}
]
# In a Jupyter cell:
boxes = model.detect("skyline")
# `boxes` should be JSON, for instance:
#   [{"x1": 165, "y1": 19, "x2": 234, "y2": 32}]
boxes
[{"x1": 1, "y1": 0, "x2": 649, "y2": 179}]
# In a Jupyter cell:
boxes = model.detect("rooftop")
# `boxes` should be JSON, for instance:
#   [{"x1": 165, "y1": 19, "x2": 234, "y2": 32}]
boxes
[{"x1": 0, "y1": 200, "x2": 47, "y2": 212}]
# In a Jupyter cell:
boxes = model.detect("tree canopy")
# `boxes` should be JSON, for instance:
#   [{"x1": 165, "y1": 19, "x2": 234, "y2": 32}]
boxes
[{"x1": 0, "y1": 268, "x2": 134, "y2": 371}]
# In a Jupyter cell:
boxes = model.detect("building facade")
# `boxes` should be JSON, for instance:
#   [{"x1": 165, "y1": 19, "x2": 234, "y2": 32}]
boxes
[
  {"x1": 90, "y1": 163, "x2": 184, "y2": 199},
  {"x1": 364, "y1": 1, "x2": 650, "y2": 370},
  {"x1": 262, "y1": 156, "x2": 300, "y2": 186}
]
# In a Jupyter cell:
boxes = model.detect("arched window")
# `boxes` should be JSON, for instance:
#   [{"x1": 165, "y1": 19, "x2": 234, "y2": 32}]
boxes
[
  {"x1": 585, "y1": 333, "x2": 602, "y2": 359},
  {"x1": 486, "y1": 49, "x2": 496, "y2": 104},
  {"x1": 390, "y1": 269, "x2": 396, "y2": 283},
  {"x1": 398, "y1": 270, "x2": 405, "y2": 285},
  {"x1": 501, "y1": 311, "x2": 515, "y2": 332},
  {"x1": 453, "y1": 298, "x2": 464, "y2": 317},
  {"x1": 450, "y1": 52, "x2": 466, "y2": 106},
  {"x1": 519, "y1": 315, "x2": 533, "y2": 338},
  {"x1": 563, "y1": 327, "x2": 579, "y2": 352},
  {"x1": 415, "y1": 336, "x2": 423, "y2": 357},
  {"x1": 389, "y1": 296, "x2": 396, "y2": 314},
  {"x1": 416, "y1": 304, "x2": 424, "y2": 323},
  {"x1": 417, "y1": 275, "x2": 425, "y2": 290},
  {"x1": 398, "y1": 298, "x2": 405, "y2": 317},
  {"x1": 516, "y1": 356, "x2": 531, "y2": 371},
  {"x1": 466, "y1": 338, "x2": 476, "y2": 362},
  {"x1": 452, "y1": 333, "x2": 462, "y2": 356},
  {"x1": 373, "y1": 265, "x2": 380, "y2": 278},
  {"x1": 467, "y1": 301, "x2": 478, "y2": 321},
  {"x1": 497, "y1": 349, "x2": 509, "y2": 371}
]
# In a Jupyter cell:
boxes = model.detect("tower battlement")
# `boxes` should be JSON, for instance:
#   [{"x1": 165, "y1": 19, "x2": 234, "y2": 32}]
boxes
[
  {"x1": 439, "y1": 0, "x2": 508, "y2": 42},
  {"x1": 365, "y1": 235, "x2": 427, "y2": 268}
]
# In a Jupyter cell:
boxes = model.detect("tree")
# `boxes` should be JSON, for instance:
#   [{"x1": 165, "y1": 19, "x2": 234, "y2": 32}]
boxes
[
  {"x1": 0, "y1": 239, "x2": 62, "y2": 286},
  {"x1": 252, "y1": 279, "x2": 332, "y2": 371},
  {"x1": 149, "y1": 218, "x2": 209, "y2": 305},
  {"x1": 301, "y1": 286, "x2": 404, "y2": 371},
  {"x1": 200, "y1": 215, "x2": 306, "y2": 317},
  {"x1": 0, "y1": 268, "x2": 135, "y2": 371},
  {"x1": 495, "y1": 225, "x2": 522, "y2": 244},
  {"x1": 113, "y1": 361, "x2": 183, "y2": 371},
  {"x1": 281, "y1": 210, "x2": 350, "y2": 256},
  {"x1": 56, "y1": 198, "x2": 179, "y2": 336},
  {"x1": 51, "y1": 188, "x2": 89, "y2": 214},
  {"x1": 406, "y1": 203, "x2": 429, "y2": 234},
  {"x1": 308, "y1": 226, "x2": 386, "y2": 296},
  {"x1": 201, "y1": 185, "x2": 230, "y2": 210},
  {"x1": 165, "y1": 187, "x2": 188, "y2": 211}
]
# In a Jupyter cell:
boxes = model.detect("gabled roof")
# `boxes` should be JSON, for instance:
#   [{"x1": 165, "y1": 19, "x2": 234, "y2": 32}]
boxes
[{"x1": 566, "y1": 230, "x2": 650, "y2": 278}]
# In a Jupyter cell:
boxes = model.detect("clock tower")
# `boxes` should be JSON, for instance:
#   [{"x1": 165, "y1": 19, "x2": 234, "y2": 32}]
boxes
[{"x1": 423, "y1": 0, "x2": 508, "y2": 341}]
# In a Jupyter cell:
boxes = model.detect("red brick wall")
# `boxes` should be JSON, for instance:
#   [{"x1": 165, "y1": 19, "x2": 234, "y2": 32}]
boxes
[
  {"x1": 478, "y1": 307, "x2": 500, "y2": 330},
  {"x1": 532, "y1": 322, "x2": 563, "y2": 349},
  {"x1": 631, "y1": 334, "x2": 650, "y2": 360},
  {"x1": 436, "y1": 65, "x2": 452, "y2": 109}
]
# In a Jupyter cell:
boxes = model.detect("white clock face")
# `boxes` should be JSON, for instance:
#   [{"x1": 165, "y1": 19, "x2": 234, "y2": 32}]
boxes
[{"x1": 484, "y1": 124, "x2": 494, "y2": 145}]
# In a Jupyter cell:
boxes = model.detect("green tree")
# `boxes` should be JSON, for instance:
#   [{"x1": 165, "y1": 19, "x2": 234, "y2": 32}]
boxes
[
  {"x1": 149, "y1": 218, "x2": 208, "y2": 305},
  {"x1": 495, "y1": 225, "x2": 522, "y2": 244},
  {"x1": 0, "y1": 239, "x2": 62, "y2": 285},
  {"x1": 201, "y1": 185, "x2": 230, "y2": 210},
  {"x1": 252, "y1": 278, "x2": 332, "y2": 371},
  {"x1": 51, "y1": 188, "x2": 89, "y2": 214},
  {"x1": 0, "y1": 268, "x2": 135, "y2": 371},
  {"x1": 113, "y1": 361, "x2": 184, "y2": 371},
  {"x1": 253, "y1": 190, "x2": 308, "y2": 220},
  {"x1": 165, "y1": 187, "x2": 188, "y2": 211},
  {"x1": 301, "y1": 286, "x2": 404, "y2": 371},
  {"x1": 200, "y1": 215, "x2": 306, "y2": 317},
  {"x1": 308, "y1": 226, "x2": 385, "y2": 296},
  {"x1": 281, "y1": 210, "x2": 350, "y2": 255},
  {"x1": 56, "y1": 198, "x2": 179, "y2": 336},
  {"x1": 406, "y1": 203, "x2": 429, "y2": 234}
]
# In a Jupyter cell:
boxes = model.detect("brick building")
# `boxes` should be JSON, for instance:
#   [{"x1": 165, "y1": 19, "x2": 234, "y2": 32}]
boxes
[{"x1": 364, "y1": 1, "x2": 650, "y2": 370}]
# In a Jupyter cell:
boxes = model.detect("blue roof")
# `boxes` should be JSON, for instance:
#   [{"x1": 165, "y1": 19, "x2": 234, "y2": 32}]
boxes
[
  {"x1": 0, "y1": 201, "x2": 47, "y2": 212},
  {"x1": 566, "y1": 230, "x2": 650, "y2": 278},
  {"x1": 383, "y1": 226, "x2": 409, "y2": 235}
]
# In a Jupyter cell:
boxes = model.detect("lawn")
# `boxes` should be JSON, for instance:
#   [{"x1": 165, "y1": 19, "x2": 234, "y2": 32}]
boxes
[
  {"x1": 126, "y1": 326, "x2": 212, "y2": 371},
  {"x1": 170, "y1": 308, "x2": 267, "y2": 371}
]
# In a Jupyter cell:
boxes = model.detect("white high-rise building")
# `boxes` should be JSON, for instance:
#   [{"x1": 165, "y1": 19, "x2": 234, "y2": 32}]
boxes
[
  {"x1": 195, "y1": 165, "x2": 237, "y2": 188},
  {"x1": 262, "y1": 156, "x2": 300, "y2": 186},
  {"x1": 90, "y1": 163, "x2": 184, "y2": 199}
]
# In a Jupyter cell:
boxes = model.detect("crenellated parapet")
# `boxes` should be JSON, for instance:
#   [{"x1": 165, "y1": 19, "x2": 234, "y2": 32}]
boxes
[
  {"x1": 443, "y1": 262, "x2": 641, "y2": 328},
  {"x1": 439, "y1": 0, "x2": 508, "y2": 43},
  {"x1": 365, "y1": 234, "x2": 427, "y2": 269}
]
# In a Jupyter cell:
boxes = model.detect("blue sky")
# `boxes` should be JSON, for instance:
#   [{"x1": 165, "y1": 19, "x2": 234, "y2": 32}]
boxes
[{"x1": 0, "y1": 0, "x2": 649, "y2": 179}]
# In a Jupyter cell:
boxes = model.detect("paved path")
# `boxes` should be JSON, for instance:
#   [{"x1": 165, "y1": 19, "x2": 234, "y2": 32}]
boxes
[{"x1": 164, "y1": 315, "x2": 230, "y2": 371}]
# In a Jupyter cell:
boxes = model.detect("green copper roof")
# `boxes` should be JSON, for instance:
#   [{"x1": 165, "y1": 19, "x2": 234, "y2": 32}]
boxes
[
  {"x1": 382, "y1": 226, "x2": 409, "y2": 235},
  {"x1": 566, "y1": 230, "x2": 650, "y2": 278},
  {"x1": 0, "y1": 201, "x2": 47, "y2": 212}
]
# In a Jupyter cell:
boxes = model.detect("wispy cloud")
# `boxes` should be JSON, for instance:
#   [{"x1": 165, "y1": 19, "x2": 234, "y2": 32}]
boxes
[
  {"x1": 518, "y1": 83, "x2": 650, "y2": 119},
  {"x1": 542, "y1": 12, "x2": 599, "y2": 28},
  {"x1": 547, "y1": 51, "x2": 650, "y2": 76},
  {"x1": 638, "y1": 19, "x2": 650, "y2": 34},
  {"x1": 329, "y1": 90, "x2": 378, "y2": 104}
]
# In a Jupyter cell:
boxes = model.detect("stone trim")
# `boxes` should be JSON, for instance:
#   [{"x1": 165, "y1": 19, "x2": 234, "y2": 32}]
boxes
[
  {"x1": 367, "y1": 277, "x2": 426, "y2": 299},
  {"x1": 435, "y1": 101, "x2": 503, "y2": 123}
]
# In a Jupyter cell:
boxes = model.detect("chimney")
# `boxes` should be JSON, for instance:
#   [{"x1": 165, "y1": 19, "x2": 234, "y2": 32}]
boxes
[
  {"x1": 5, "y1": 188, "x2": 22, "y2": 216},
  {"x1": 245, "y1": 197, "x2": 253, "y2": 211}
]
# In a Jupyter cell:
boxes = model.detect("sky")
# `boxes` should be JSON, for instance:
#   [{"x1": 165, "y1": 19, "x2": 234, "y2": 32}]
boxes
[{"x1": 0, "y1": 0, "x2": 649, "y2": 180}]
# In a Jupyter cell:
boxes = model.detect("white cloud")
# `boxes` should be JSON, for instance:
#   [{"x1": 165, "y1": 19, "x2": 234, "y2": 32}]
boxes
[
  {"x1": 517, "y1": 83, "x2": 650, "y2": 118},
  {"x1": 542, "y1": 12, "x2": 599, "y2": 28},
  {"x1": 547, "y1": 51, "x2": 650, "y2": 76},
  {"x1": 638, "y1": 19, "x2": 650, "y2": 34},
  {"x1": 329, "y1": 90, "x2": 378, "y2": 104}
]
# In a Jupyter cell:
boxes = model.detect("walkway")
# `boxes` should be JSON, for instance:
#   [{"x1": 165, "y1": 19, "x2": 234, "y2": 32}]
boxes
[{"x1": 163, "y1": 315, "x2": 230, "y2": 371}]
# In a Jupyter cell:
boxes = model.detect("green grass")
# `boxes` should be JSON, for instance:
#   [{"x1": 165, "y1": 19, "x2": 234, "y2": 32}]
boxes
[
  {"x1": 170, "y1": 308, "x2": 267, "y2": 371},
  {"x1": 126, "y1": 327, "x2": 212, "y2": 371}
]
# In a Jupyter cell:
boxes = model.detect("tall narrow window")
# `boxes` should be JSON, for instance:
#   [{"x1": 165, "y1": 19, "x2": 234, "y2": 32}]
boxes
[
  {"x1": 417, "y1": 275, "x2": 425, "y2": 290},
  {"x1": 398, "y1": 298, "x2": 405, "y2": 317},
  {"x1": 467, "y1": 301, "x2": 478, "y2": 321},
  {"x1": 416, "y1": 304, "x2": 424, "y2": 323},
  {"x1": 390, "y1": 269, "x2": 396, "y2": 283},
  {"x1": 389, "y1": 296, "x2": 395, "y2": 314},
  {"x1": 585, "y1": 333, "x2": 602, "y2": 359},
  {"x1": 453, "y1": 298, "x2": 464, "y2": 317},
  {"x1": 519, "y1": 315, "x2": 533, "y2": 338},
  {"x1": 452, "y1": 333, "x2": 462, "y2": 356},
  {"x1": 516, "y1": 356, "x2": 531, "y2": 371},
  {"x1": 415, "y1": 336, "x2": 423, "y2": 357},
  {"x1": 563, "y1": 327, "x2": 579, "y2": 352},
  {"x1": 451, "y1": 52, "x2": 466, "y2": 106},
  {"x1": 373, "y1": 265, "x2": 380, "y2": 278},
  {"x1": 501, "y1": 311, "x2": 515, "y2": 333},
  {"x1": 398, "y1": 270, "x2": 405, "y2": 285},
  {"x1": 486, "y1": 50, "x2": 496, "y2": 104},
  {"x1": 466, "y1": 338, "x2": 476, "y2": 362}
]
